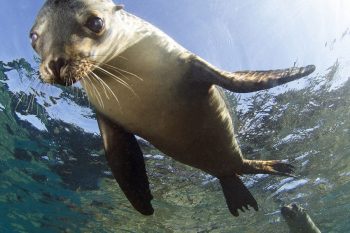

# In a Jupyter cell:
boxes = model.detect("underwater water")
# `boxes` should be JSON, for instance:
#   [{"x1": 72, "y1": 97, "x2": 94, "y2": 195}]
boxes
[{"x1": 1, "y1": 0, "x2": 350, "y2": 232}]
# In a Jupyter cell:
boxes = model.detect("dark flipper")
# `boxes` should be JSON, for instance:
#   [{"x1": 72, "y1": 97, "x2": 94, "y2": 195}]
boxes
[
  {"x1": 219, "y1": 175, "x2": 258, "y2": 217},
  {"x1": 96, "y1": 113, "x2": 154, "y2": 215},
  {"x1": 189, "y1": 54, "x2": 315, "y2": 93}
]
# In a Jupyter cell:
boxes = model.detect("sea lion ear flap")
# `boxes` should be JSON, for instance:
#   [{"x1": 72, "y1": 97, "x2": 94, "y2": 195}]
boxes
[{"x1": 114, "y1": 4, "x2": 124, "y2": 12}]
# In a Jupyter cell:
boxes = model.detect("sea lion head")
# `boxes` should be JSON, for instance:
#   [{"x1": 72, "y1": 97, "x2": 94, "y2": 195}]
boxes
[
  {"x1": 281, "y1": 203, "x2": 321, "y2": 233},
  {"x1": 281, "y1": 203, "x2": 307, "y2": 220},
  {"x1": 30, "y1": 0, "x2": 123, "y2": 86},
  {"x1": 281, "y1": 203, "x2": 309, "y2": 228}
]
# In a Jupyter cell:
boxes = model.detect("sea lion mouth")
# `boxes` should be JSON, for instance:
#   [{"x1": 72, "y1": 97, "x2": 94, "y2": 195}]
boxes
[
  {"x1": 51, "y1": 75, "x2": 80, "y2": 86},
  {"x1": 40, "y1": 57, "x2": 95, "y2": 86}
]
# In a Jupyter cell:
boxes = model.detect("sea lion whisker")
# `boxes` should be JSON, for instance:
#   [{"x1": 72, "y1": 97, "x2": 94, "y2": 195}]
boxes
[
  {"x1": 14, "y1": 79, "x2": 35, "y2": 112},
  {"x1": 31, "y1": 94, "x2": 36, "y2": 112},
  {"x1": 92, "y1": 64, "x2": 129, "y2": 84},
  {"x1": 12, "y1": 77, "x2": 35, "y2": 111},
  {"x1": 96, "y1": 63, "x2": 130, "y2": 81},
  {"x1": 68, "y1": 77, "x2": 73, "y2": 87},
  {"x1": 86, "y1": 74, "x2": 105, "y2": 109},
  {"x1": 88, "y1": 76, "x2": 104, "y2": 108},
  {"x1": 93, "y1": 65, "x2": 139, "y2": 98},
  {"x1": 22, "y1": 94, "x2": 29, "y2": 111},
  {"x1": 36, "y1": 83, "x2": 44, "y2": 117},
  {"x1": 22, "y1": 91, "x2": 31, "y2": 112},
  {"x1": 26, "y1": 93, "x2": 35, "y2": 113},
  {"x1": 90, "y1": 72, "x2": 110, "y2": 100},
  {"x1": 27, "y1": 81, "x2": 42, "y2": 112},
  {"x1": 100, "y1": 63, "x2": 143, "y2": 81},
  {"x1": 80, "y1": 78, "x2": 89, "y2": 98},
  {"x1": 33, "y1": 85, "x2": 40, "y2": 115},
  {"x1": 99, "y1": 64, "x2": 131, "y2": 82},
  {"x1": 15, "y1": 92, "x2": 26, "y2": 112},
  {"x1": 91, "y1": 71, "x2": 122, "y2": 108},
  {"x1": 82, "y1": 76, "x2": 97, "y2": 104},
  {"x1": 38, "y1": 83, "x2": 48, "y2": 121},
  {"x1": 115, "y1": 67, "x2": 143, "y2": 82},
  {"x1": 68, "y1": 76, "x2": 73, "y2": 92},
  {"x1": 88, "y1": 75, "x2": 105, "y2": 109},
  {"x1": 116, "y1": 55, "x2": 128, "y2": 61},
  {"x1": 69, "y1": 77, "x2": 78, "y2": 100},
  {"x1": 87, "y1": 54, "x2": 128, "y2": 61}
]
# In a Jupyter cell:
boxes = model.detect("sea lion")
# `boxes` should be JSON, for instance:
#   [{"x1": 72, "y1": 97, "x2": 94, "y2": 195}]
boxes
[
  {"x1": 30, "y1": 0, "x2": 315, "y2": 217},
  {"x1": 281, "y1": 204, "x2": 321, "y2": 233}
]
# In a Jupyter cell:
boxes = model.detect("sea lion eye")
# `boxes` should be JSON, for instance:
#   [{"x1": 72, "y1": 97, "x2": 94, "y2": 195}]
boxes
[
  {"x1": 86, "y1": 16, "x2": 105, "y2": 33},
  {"x1": 30, "y1": 32, "x2": 38, "y2": 47}
]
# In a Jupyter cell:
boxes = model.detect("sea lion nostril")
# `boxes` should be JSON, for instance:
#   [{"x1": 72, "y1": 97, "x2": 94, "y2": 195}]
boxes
[{"x1": 49, "y1": 58, "x2": 66, "y2": 78}]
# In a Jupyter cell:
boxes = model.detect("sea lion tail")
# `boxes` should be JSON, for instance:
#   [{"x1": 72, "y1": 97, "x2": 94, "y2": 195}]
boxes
[
  {"x1": 189, "y1": 54, "x2": 315, "y2": 93},
  {"x1": 219, "y1": 175, "x2": 258, "y2": 217},
  {"x1": 241, "y1": 159, "x2": 295, "y2": 177}
]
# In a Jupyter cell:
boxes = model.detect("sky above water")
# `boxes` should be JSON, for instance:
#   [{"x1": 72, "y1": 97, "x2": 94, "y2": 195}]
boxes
[{"x1": 1, "y1": 0, "x2": 350, "y2": 72}]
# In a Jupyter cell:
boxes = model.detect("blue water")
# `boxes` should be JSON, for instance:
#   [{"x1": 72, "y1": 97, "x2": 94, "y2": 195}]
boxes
[{"x1": 1, "y1": 1, "x2": 350, "y2": 232}]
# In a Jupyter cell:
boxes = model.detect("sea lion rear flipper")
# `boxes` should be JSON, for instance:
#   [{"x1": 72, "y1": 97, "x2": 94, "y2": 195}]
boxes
[
  {"x1": 189, "y1": 54, "x2": 315, "y2": 93},
  {"x1": 96, "y1": 113, "x2": 154, "y2": 215},
  {"x1": 241, "y1": 159, "x2": 295, "y2": 177},
  {"x1": 219, "y1": 175, "x2": 258, "y2": 217}
]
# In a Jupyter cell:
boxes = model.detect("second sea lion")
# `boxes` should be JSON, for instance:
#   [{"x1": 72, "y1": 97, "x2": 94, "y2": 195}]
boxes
[{"x1": 281, "y1": 203, "x2": 321, "y2": 233}]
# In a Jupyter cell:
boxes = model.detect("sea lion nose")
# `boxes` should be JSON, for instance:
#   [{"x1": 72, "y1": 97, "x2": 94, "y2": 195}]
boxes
[{"x1": 48, "y1": 58, "x2": 66, "y2": 78}]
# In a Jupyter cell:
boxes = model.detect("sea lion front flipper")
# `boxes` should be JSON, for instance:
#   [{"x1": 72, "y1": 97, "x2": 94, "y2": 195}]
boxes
[
  {"x1": 219, "y1": 175, "x2": 258, "y2": 217},
  {"x1": 96, "y1": 113, "x2": 154, "y2": 215},
  {"x1": 189, "y1": 54, "x2": 315, "y2": 93}
]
